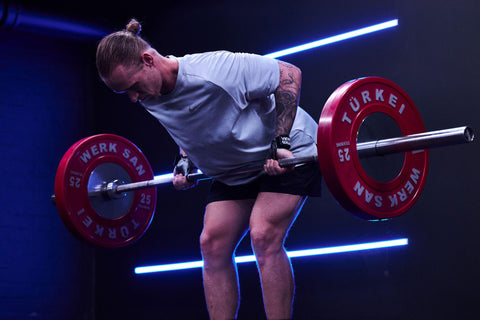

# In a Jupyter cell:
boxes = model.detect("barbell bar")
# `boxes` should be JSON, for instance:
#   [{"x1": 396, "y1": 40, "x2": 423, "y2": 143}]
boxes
[
  {"x1": 51, "y1": 77, "x2": 475, "y2": 248},
  {"x1": 50, "y1": 125, "x2": 473, "y2": 203},
  {"x1": 97, "y1": 126, "x2": 473, "y2": 196}
]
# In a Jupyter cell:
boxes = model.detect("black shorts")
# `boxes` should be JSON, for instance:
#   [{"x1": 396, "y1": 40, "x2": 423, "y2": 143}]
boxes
[{"x1": 206, "y1": 162, "x2": 322, "y2": 204}]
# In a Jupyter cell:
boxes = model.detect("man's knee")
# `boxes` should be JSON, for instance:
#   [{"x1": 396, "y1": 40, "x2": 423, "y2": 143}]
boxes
[
  {"x1": 250, "y1": 226, "x2": 286, "y2": 262},
  {"x1": 200, "y1": 231, "x2": 235, "y2": 267},
  {"x1": 200, "y1": 231, "x2": 220, "y2": 257}
]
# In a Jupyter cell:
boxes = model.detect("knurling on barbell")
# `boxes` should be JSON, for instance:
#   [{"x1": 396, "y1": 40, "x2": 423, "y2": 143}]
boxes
[{"x1": 52, "y1": 77, "x2": 475, "y2": 248}]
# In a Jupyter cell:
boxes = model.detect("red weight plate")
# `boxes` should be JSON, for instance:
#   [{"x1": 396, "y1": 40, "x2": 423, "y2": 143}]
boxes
[
  {"x1": 317, "y1": 77, "x2": 429, "y2": 220},
  {"x1": 54, "y1": 134, "x2": 157, "y2": 247}
]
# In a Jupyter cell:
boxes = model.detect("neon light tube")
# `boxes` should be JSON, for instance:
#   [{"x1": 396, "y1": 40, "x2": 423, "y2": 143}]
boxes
[
  {"x1": 154, "y1": 19, "x2": 399, "y2": 183},
  {"x1": 154, "y1": 169, "x2": 203, "y2": 183},
  {"x1": 134, "y1": 238, "x2": 408, "y2": 274},
  {"x1": 153, "y1": 172, "x2": 174, "y2": 182},
  {"x1": 263, "y1": 19, "x2": 398, "y2": 59}
]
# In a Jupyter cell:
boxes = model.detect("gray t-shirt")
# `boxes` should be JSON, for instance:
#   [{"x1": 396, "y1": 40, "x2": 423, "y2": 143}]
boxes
[{"x1": 142, "y1": 51, "x2": 317, "y2": 185}]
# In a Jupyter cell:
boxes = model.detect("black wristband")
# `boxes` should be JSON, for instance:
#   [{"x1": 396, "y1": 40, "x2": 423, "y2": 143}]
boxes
[
  {"x1": 275, "y1": 135, "x2": 291, "y2": 150},
  {"x1": 173, "y1": 155, "x2": 196, "y2": 176}
]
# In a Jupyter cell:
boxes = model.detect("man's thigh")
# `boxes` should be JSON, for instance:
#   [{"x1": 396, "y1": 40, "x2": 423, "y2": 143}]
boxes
[
  {"x1": 202, "y1": 199, "x2": 255, "y2": 250},
  {"x1": 249, "y1": 192, "x2": 306, "y2": 236}
]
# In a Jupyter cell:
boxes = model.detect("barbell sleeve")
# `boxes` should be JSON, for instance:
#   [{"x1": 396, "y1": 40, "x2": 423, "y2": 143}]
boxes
[{"x1": 356, "y1": 126, "x2": 474, "y2": 158}]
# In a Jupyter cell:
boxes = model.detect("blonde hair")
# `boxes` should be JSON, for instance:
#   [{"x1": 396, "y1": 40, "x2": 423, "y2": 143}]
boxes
[{"x1": 96, "y1": 19, "x2": 151, "y2": 78}]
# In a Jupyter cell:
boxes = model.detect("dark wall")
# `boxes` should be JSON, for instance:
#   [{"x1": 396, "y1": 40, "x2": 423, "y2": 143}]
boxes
[
  {"x1": 2, "y1": 0, "x2": 479, "y2": 319},
  {"x1": 92, "y1": 1, "x2": 480, "y2": 319},
  {"x1": 0, "y1": 29, "x2": 95, "y2": 319}
]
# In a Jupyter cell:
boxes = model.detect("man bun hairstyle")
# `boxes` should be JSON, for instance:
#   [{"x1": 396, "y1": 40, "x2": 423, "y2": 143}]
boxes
[
  {"x1": 125, "y1": 19, "x2": 141, "y2": 36},
  {"x1": 96, "y1": 18, "x2": 151, "y2": 79}
]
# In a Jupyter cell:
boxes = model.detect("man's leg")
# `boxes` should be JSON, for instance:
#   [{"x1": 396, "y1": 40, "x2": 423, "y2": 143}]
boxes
[
  {"x1": 249, "y1": 192, "x2": 307, "y2": 320},
  {"x1": 200, "y1": 199, "x2": 254, "y2": 320}
]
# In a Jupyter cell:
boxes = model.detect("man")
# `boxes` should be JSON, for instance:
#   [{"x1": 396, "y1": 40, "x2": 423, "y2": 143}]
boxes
[{"x1": 96, "y1": 19, "x2": 321, "y2": 320}]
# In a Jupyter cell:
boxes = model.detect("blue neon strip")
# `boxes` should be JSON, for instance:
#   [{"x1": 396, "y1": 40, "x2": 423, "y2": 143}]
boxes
[
  {"x1": 134, "y1": 238, "x2": 408, "y2": 274},
  {"x1": 263, "y1": 19, "x2": 398, "y2": 59},
  {"x1": 154, "y1": 19, "x2": 399, "y2": 183},
  {"x1": 154, "y1": 170, "x2": 203, "y2": 181},
  {"x1": 154, "y1": 172, "x2": 174, "y2": 180}
]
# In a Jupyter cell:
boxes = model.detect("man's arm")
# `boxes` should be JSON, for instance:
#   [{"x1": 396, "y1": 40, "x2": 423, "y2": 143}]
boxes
[
  {"x1": 273, "y1": 61, "x2": 302, "y2": 136},
  {"x1": 263, "y1": 61, "x2": 301, "y2": 176}
]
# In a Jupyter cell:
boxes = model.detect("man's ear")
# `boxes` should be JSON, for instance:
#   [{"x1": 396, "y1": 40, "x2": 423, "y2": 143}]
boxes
[{"x1": 141, "y1": 52, "x2": 154, "y2": 67}]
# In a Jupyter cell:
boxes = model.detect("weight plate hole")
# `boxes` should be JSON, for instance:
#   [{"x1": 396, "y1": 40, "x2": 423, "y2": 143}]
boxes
[
  {"x1": 357, "y1": 112, "x2": 405, "y2": 183},
  {"x1": 87, "y1": 162, "x2": 134, "y2": 219}
]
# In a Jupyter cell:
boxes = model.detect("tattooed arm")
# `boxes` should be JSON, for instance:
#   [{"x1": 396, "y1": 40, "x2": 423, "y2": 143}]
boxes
[
  {"x1": 273, "y1": 60, "x2": 302, "y2": 136},
  {"x1": 263, "y1": 61, "x2": 302, "y2": 176}
]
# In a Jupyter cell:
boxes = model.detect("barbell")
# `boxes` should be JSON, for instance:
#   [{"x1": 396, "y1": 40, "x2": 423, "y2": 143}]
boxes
[{"x1": 51, "y1": 77, "x2": 475, "y2": 248}]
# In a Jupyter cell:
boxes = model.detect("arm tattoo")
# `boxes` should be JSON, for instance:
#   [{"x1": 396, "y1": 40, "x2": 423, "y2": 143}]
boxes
[{"x1": 274, "y1": 61, "x2": 301, "y2": 136}]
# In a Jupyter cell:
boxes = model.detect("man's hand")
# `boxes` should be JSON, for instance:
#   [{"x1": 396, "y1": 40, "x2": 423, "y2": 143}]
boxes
[
  {"x1": 263, "y1": 148, "x2": 294, "y2": 176},
  {"x1": 172, "y1": 171, "x2": 197, "y2": 190},
  {"x1": 172, "y1": 153, "x2": 198, "y2": 190}
]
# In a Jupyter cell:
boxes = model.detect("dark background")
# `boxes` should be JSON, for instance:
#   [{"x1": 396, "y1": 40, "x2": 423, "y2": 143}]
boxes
[{"x1": 1, "y1": 0, "x2": 479, "y2": 319}]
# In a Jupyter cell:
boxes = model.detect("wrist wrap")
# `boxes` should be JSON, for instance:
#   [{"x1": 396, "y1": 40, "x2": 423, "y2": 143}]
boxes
[
  {"x1": 270, "y1": 135, "x2": 291, "y2": 160},
  {"x1": 174, "y1": 155, "x2": 196, "y2": 176},
  {"x1": 275, "y1": 135, "x2": 291, "y2": 150}
]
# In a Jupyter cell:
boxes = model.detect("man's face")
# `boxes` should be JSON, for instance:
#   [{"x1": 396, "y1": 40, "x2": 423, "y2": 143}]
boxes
[{"x1": 103, "y1": 61, "x2": 162, "y2": 103}]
